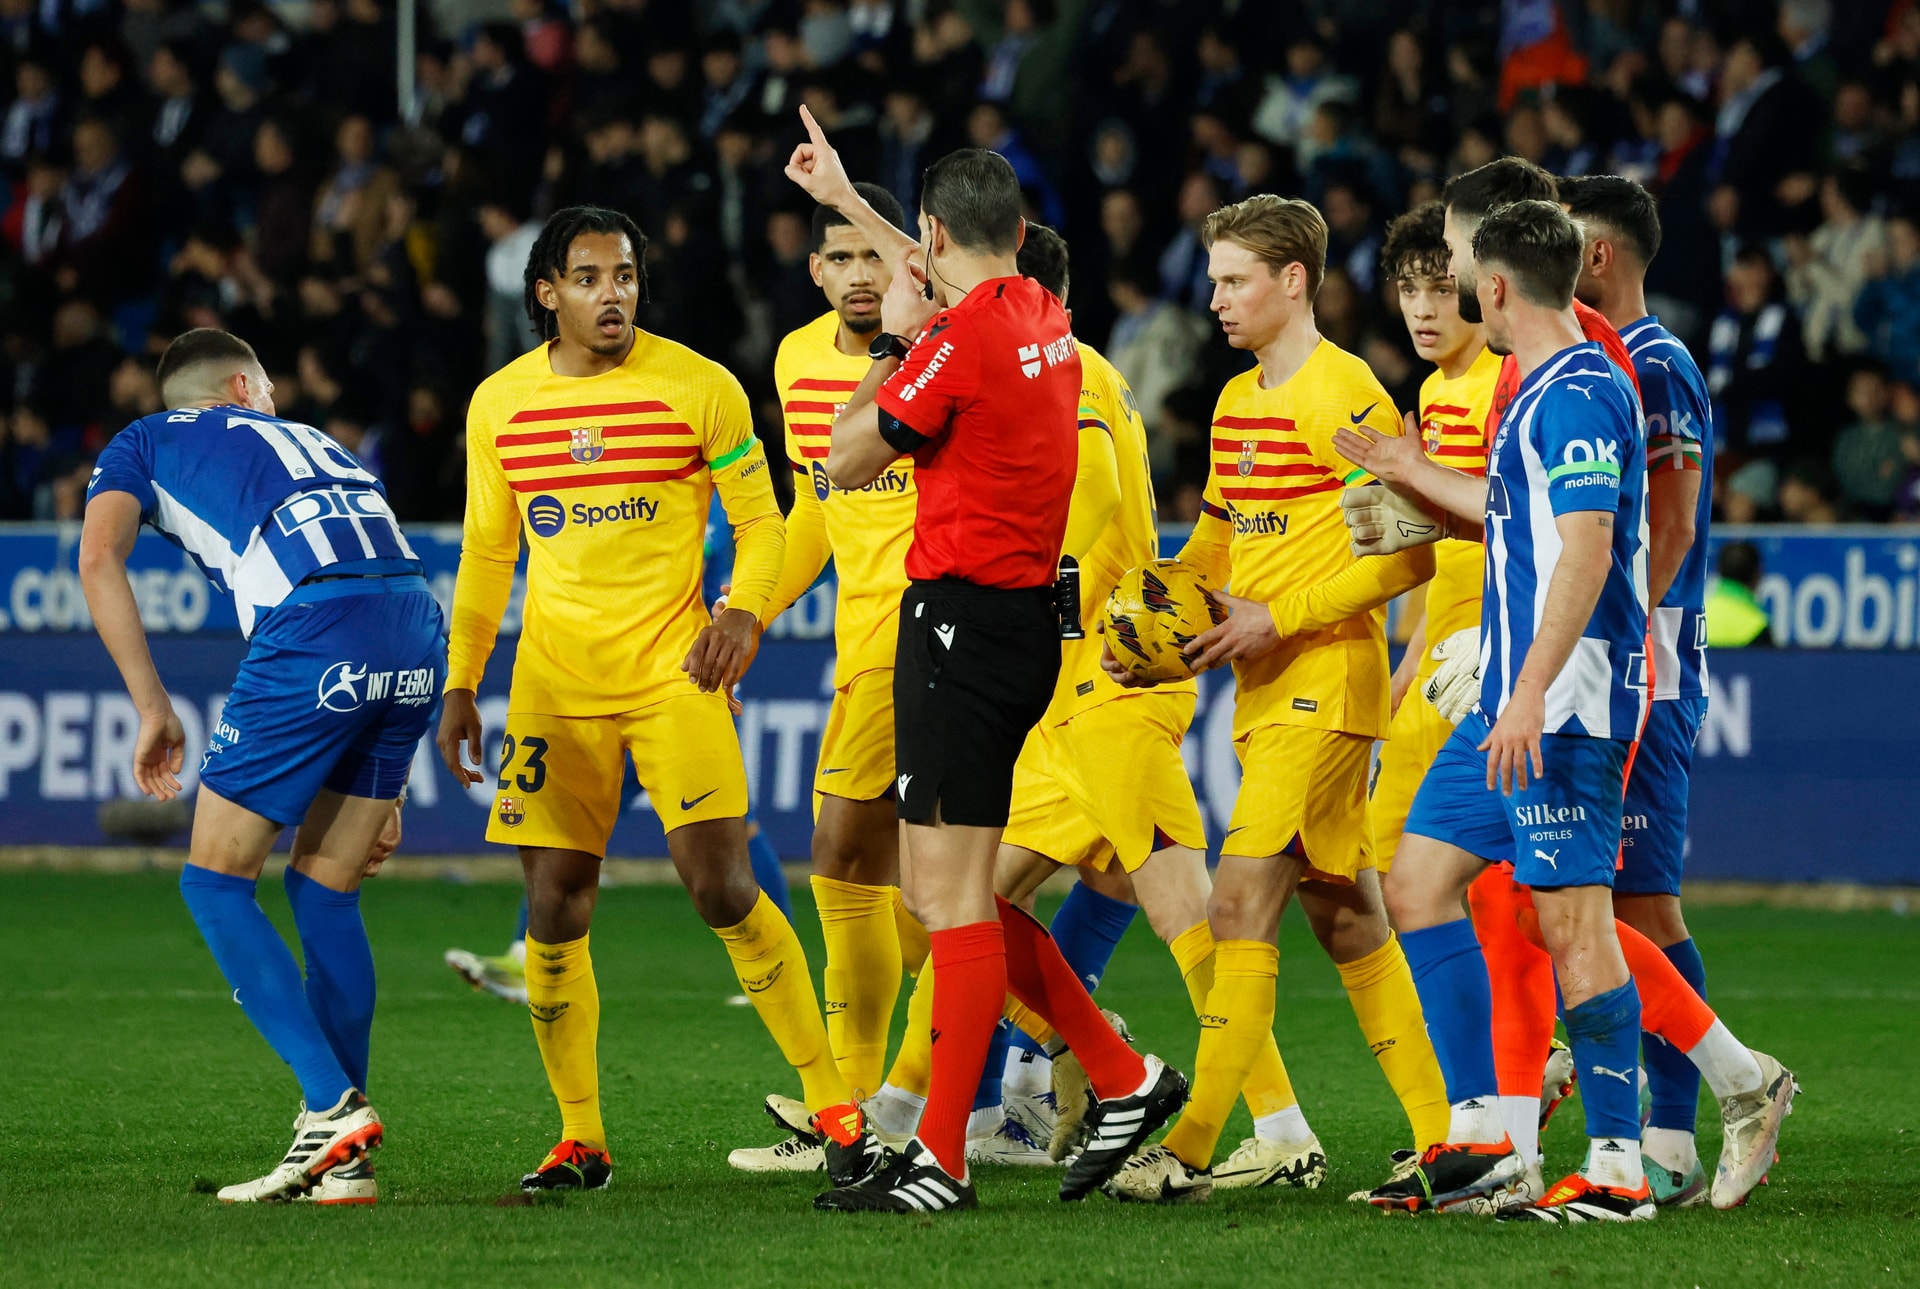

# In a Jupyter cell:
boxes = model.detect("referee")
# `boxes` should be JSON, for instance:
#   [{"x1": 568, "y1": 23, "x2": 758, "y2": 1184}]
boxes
[{"x1": 785, "y1": 107, "x2": 1186, "y2": 1213}]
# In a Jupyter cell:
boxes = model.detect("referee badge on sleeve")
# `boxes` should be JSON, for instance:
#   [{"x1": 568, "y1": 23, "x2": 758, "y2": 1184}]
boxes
[{"x1": 497, "y1": 795, "x2": 526, "y2": 827}]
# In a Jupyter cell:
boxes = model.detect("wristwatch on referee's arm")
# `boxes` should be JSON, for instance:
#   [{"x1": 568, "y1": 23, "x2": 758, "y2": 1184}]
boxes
[{"x1": 868, "y1": 331, "x2": 911, "y2": 363}]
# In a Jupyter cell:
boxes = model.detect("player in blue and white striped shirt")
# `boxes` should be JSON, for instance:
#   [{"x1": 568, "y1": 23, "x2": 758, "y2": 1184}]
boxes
[
  {"x1": 1563, "y1": 175, "x2": 1793, "y2": 1210},
  {"x1": 1345, "y1": 200, "x2": 1660, "y2": 1222},
  {"x1": 80, "y1": 329, "x2": 446, "y2": 1205}
]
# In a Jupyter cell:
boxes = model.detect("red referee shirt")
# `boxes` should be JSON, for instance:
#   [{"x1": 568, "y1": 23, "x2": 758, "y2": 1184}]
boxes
[
  {"x1": 1486, "y1": 297, "x2": 1641, "y2": 442},
  {"x1": 875, "y1": 275, "x2": 1080, "y2": 589}
]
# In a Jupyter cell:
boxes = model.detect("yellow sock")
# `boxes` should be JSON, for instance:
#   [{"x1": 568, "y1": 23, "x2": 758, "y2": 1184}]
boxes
[
  {"x1": 1170, "y1": 922, "x2": 1299, "y2": 1120},
  {"x1": 885, "y1": 960, "x2": 934, "y2": 1098},
  {"x1": 892, "y1": 889, "x2": 930, "y2": 975},
  {"x1": 1161, "y1": 938, "x2": 1277, "y2": 1170},
  {"x1": 811, "y1": 875, "x2": 903, "y2": 1099},
  {"x1": 1004, "y1": 995, "x2": 1056, "y2": 1048},
  {"x1": 715, "y1": 891, "x2": 849, "y2": 1114},
  {"x1": 1338, "y1": 932, "x2": 1449, "y2": 1151},
  {"x1": 525, "y1": 933, "x2": 605, "y2": 1150}
]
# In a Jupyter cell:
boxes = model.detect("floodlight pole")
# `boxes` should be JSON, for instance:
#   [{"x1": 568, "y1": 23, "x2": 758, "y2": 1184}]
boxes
[{"x1": 398, "y1": 0, "x2": 419, "y2": 126}]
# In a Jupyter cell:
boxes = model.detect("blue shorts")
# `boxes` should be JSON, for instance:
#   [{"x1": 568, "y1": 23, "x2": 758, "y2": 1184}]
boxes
[
  {"x1": 201, "y1": 576, "x2": 447, "y2": 827},
  {"x1": 1616, "y1": 696, "x2": 1705, "y2": 897},
  {"x1": 1403, "y1": 708, "x2": 1631, "y2": 889}
]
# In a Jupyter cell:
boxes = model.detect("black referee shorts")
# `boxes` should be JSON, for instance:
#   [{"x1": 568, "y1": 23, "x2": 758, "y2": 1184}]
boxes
[{"x1": 894, "y1": 578, "x2": 1061, "y2": 828}]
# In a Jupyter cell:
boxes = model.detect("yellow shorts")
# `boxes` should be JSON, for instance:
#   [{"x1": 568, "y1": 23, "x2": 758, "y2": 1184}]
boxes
[
  {"x1": 485, "y1": 691, "x2": 748, "y2": 852},
  {"x1": 1367, "y1": 687, "x2": 1456, "y2": 872},
  {"x1": 1225, "y1": 723, "x2": 1374, "y2": 883},
  {"x1": 813, "y1": 667, "x2": 896, "y2": 810},
  {"x1": 1002, "y1": 691, "x2": 1206, "y2": 873}
]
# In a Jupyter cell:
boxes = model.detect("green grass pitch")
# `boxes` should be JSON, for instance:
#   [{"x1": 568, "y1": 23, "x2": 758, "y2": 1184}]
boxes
[{"x1": 3, "y1": 870, "x2": 1917, "y2": 1287}]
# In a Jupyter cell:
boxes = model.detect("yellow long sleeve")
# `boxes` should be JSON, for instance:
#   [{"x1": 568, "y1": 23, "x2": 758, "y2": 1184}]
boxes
[
  {"x1": 761, "y1": 475, "x2": 832, "y2": 628},
  {"x1": 448, "y1": 388, "x2": 520, "y2": 693},
  {"x1": 703, "y1": 377, "x2": 784, "y2": 619},
  {"x1": 1268, "y1": 545, "x2": 1435, "y2": 638},
  {"x1": 1061, "y1": 424, "x2": 1121, "y2": 562},
  {"x1": 1178, "y1": 508, "x2": 1233, "y2": 589}
]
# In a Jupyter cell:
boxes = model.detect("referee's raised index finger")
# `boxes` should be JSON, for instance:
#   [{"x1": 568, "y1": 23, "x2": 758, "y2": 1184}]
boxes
[{"x1": 799, "y1": 104, "x2": 827, "y2": 147}]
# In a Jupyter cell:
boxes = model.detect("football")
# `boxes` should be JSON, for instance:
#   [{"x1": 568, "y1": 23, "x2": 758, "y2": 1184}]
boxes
[{"x1": 1103, "y1": 559, "x2": 1226, "y2": 682}]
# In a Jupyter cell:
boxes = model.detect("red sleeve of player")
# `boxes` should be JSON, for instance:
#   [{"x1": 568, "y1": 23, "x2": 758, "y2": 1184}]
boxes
[{"x1": 876, "y1": 315, "x2": 978, "y2": 442}]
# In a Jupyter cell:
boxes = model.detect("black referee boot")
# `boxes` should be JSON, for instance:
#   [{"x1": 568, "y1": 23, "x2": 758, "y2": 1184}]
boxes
[{"x1": 1058, "y1": 1054, "x2": 1189, "y2": 1201}]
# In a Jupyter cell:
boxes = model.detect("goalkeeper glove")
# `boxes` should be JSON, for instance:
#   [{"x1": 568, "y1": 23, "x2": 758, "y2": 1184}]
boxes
[
  {"x1": 1422, "y1": 626, "x2": 1483, "y2": 724},
  {"x1": 1339, "y1": 486, "x2": 1443, "y2": 556}
]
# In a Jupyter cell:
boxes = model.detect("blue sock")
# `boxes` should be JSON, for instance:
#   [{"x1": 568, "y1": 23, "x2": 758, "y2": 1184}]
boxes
[
  {"x1": 1401, "y1": 919, "x2": 1499, "y2": 1105},
  {"x1": 973, "y1": 1019, "x2": 1011, "y2": 1111},
  {"x1": 746, "y1": 823, "x2": 792, "y2": 920},
  {"x1": 179, "y1": 865, "x2": 352, "y2": 1109},
  {"x1": 1563, "y1": 980, "x2": 1644, "y2": 1140},
  {"x1": 1049, "y1": 883, "x2": 1137, "y2": 992},
  {"x1": 284, "y1": 866, "x2": 377, "y2": 1093},
  {"x1": 513, "y1": 899, "x2": 529, "y2": 945},
  {"x1": 1645, "y1": 938, "x2": 1707, "y2": 1132}
]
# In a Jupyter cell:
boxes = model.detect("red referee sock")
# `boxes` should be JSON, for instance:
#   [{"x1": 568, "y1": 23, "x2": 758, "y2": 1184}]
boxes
[
  {"x1": 919, "y1": 920, "x2": 1007, "y2": 1179},
  {"x1": 997, "y1": 896, "x2": 1147, "y2": 1100}
]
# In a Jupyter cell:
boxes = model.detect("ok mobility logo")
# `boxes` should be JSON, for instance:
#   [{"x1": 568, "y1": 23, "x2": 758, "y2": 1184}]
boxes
[{"x1": 526, "y1": 494, "x2": 661, "y2": 537}]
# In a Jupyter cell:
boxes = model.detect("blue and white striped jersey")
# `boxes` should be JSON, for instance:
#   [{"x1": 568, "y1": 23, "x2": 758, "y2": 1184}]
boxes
[
  {"x1": 87, "y1": 404, "x2": 420, "y2": 636},
  {"x1": 1619, "y1": 315, "x2": 1712, "y2": 702},
  {"x1": 1479, "y1": 342, "x2": 1650, "y2": 740}
]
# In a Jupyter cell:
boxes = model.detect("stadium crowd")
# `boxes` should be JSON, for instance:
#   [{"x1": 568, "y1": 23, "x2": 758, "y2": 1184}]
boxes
[{"x1": 6, "y1": 0, "x2": 1920, "y2": 525}]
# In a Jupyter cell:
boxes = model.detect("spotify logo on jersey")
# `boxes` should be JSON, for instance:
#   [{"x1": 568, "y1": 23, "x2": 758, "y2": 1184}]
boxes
[{"x1": 528, "y1": 495, "x2": 566, "y2": 537}]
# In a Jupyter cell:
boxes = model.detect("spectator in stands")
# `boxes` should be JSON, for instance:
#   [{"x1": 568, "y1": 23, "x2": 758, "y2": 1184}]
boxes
[
  {"x1": 480, "y1": 194, "x2": 541, "y2": 374},
  {"x1": 60, "y1": 117, "x2": 150, "y2": 303},
  {"x1": 1832, "y1": 363, "x2": 1912, "y2": 520},
  {"x1": 1709, "y1": 245, "x2": 1808, "y2": 461},
  {"x1": 1, "y1": 54, "x2": 61, "y2": 175},
  {"x1": 1705, "y1": 541, "x2": 1773, "y2": 648},
  {"x1": 1251, "y1": 33, "x2": 1356, "y2": 153},
  {"x1": 966, "y1": 98, "x2": 1059, "y2": 227},
  {"x1": 1778, "y1": 458, "x2": 1842, "y2": 525},
  {"x1": 1786, "y1": 168, "x2": 1887, "y2": 360},
  {"x1": 250, "y1": 117, "x2": 314, "y2": 290},
  {"x1": 309, "y1": 114, "x2": 400, "y2": 280},
  {"x1": 1708, "y1": 31, "x2": 1821, "y2": 240},
  {"x1": 1106, "y1": 261, "x2": 1206, "y2": 447},
  {"x1": 77, "y1": 41, "x2": 147, "y2": 143},
  {"x1": 699, "y1": 33, "x2": 755, "y2": 140},
  {"x1": 1158, "y1": 170, "x2": 1223, "y2": 315},
  {"x1": 1371, "y1": 28, "x2": 1444, "y2": 174},
  {"x1": 1855, "y1": 211, "x2": 1920, "y2": 386},
  {"x1": 876, "y1": 81, "x2": 936, "y2": 216}
]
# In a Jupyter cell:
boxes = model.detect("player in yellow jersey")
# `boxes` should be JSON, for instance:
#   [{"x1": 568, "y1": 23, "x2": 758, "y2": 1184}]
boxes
[
  {"x1": 728, "y1": 182, "x2": 931, "y2": 1173},
  {"x1": 943, "y1": 225, "x2": 1325, "y2": 1189},
  {"x1": 1102, "y1": 196, "x2": 1449, "y2": 1203},
  {"x1": 1369, "y1": 201, "x2": 1502, "y2": 874},
  {"x1": 435, "y1": 207, "x2": 881, "y2": 1195}
]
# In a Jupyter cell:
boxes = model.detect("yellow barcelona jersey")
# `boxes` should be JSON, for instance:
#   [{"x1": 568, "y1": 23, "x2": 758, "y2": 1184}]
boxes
[
  {"x1": 1049, "y1": 343, "x2": 1196, "y2": 724},
  {"x1": 764, "y1": 311, "x2": 916, "y2": 685},
  {"x1": 1415, "y1": 346, "x2": 1501, "y2": 679},
  {"x1": 448, "y1": 332, "x2": 783, "y2": 716},
  {"x1": 1179, "y1": 338, "x2": 1403, "y2": 740}
]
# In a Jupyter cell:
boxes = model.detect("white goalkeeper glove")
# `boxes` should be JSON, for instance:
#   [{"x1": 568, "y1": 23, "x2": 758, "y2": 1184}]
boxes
[
  {"x1": 1339, "y1": 486, "x2": 1443, "y2": 556},
  {"x1": 1422, "y1": 626, "x2": 1483, "y2": 724}
]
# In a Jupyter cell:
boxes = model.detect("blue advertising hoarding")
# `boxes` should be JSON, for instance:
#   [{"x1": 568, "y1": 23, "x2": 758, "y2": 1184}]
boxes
[{"x1": 0, "y1": 524, "x2": 1913, "y2": 881}]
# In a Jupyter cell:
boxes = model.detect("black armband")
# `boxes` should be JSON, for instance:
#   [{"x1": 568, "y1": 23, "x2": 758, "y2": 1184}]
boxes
[{"x1": 878, "y1": 410, "x2": 929, "y2": 453}]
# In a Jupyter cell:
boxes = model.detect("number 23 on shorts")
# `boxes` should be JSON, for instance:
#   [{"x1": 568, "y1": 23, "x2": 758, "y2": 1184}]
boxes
[{"x1": 498, "y1": 733, "x2": 548, "y2": 793}]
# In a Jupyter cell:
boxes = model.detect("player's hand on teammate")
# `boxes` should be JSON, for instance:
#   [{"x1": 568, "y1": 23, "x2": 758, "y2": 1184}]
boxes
[
  {"x1": 1479, "y1": 680, "x2": 1546, "y2": 794},
  {"x1": 881, "y1": 245, "x2": 936, "y2": 338},
  {"x1": 1333, "y1": 410, "x2": 1428, "y2": 489},
  {"x1": 785, "y1": 104, "x2": 857, "y2": 211},
  {"x1": 132, "y1": 703, "x2": 187, "y2": 801},
  {"x1": 437, "y1": 688, "x2": 487, "y2": 787},
  {"x1": 1182, "y1": 590, "x2": 1279, "y2": 672},
  {"x1": 685, "y1": 607, "x2": 761, "y2": 694}
]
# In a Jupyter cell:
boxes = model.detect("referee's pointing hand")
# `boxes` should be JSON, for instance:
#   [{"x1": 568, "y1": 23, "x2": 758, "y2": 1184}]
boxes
[
  {"x1": 1182, "y1": 589, "x2": 1280, "y2": 673},
  {"x1": 786, "y1": 105, "x2": 855, "y2": 211}
]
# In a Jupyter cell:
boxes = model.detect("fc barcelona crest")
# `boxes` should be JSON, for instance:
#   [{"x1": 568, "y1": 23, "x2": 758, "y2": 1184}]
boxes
[
  {"x1": 1237, "y1": 439, "x2": 1258, "y2": 477},
  {"x1": 497, "y1": 795, "x2": 525, "y2": 827},
  {"x1": 569, "y1": 426, "x2": 606, "y2": 464}
]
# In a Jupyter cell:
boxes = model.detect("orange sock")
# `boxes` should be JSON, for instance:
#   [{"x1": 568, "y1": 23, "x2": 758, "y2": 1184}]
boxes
[
  {"x1": 1468, "y1": 868, "x2": 1556, "y2": 1097},
  {"x1": 1616, "y1": 918, "x2": 1715, "y2": 1050}
]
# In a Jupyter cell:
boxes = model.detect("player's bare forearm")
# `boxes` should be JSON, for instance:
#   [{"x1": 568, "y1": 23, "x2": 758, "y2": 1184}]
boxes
[
  {"x1": 1513, "y1": 510, "x2": 1615, "y2": 696},
  {"x1": 79, "y1": 493, "x2": 170, "y2": 717},
  {"x1": 436, "y1": 688, "x2": 486, "y2": 787},
  {"x1": 1392, "y1": 606, "x2": 1427, "y2": 715},
  {"x1": 1646, "y1": 468, "x2": 1701, "y2": 608},
  {"x1": 827, "y1": 357, "x2": 903, "y2": 489},
  {"x1": 1396, "y1": 455, "x2": 1491, "y2": 526}
]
